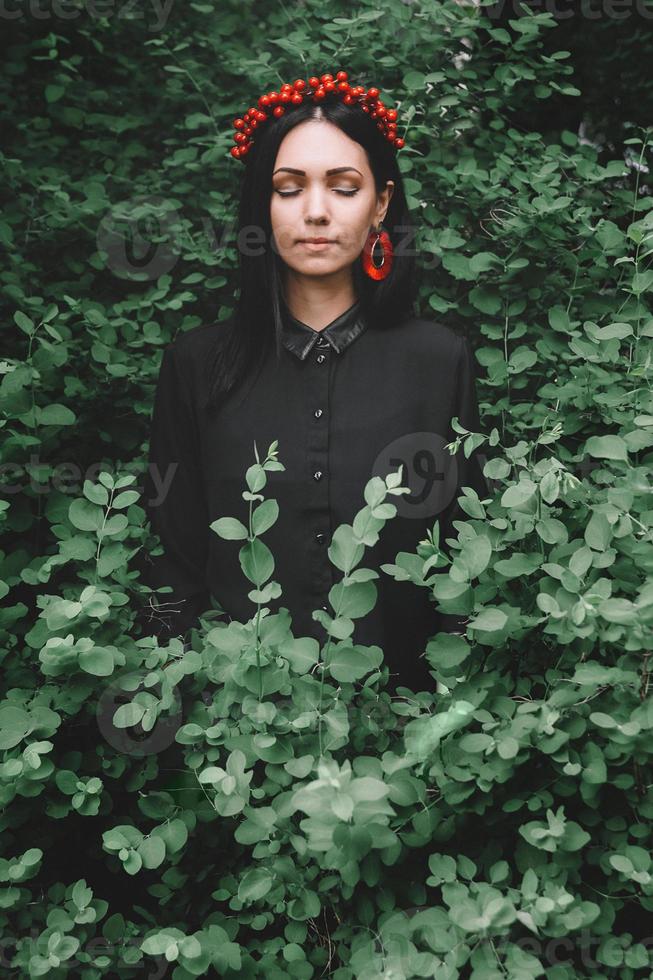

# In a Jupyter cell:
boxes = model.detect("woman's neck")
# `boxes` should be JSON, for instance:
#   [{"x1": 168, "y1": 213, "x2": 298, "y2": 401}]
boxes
[{"x1": 281, "y1": 277, "x2": 357, "y2": 332}]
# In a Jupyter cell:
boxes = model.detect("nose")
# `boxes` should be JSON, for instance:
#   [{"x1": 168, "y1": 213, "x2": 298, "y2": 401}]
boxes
[{"x1": 303, "y1": 185, "x2": 330, "y2": 226}]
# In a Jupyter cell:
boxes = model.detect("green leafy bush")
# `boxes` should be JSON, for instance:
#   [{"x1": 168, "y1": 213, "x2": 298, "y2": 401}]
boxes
[{"x1": 1, "y1": 0, "x2": 652, "y2": 976}]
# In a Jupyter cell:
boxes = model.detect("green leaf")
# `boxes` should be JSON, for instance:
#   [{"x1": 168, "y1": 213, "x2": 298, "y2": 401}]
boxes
[
  {"x1": 83, "y1": 481, "x2": 109, "y2": 506},
  {"x1": 585, "y1": 435, "x2": 628, "y2": 461},
  {"x1": 328, "y1": 525, "x2": 364, "y2": 573},
  {"x1": 589, "y1": 712, "x2": 617, "y2": 729},
  {"x1": 468, "y1": 286, "x2": 502, "y2": 314},
  {"x1": 459, "y1": 535, "x2": 492, "y2": 579},
  {"x1": 138, "y1": 835, "x2": 166, "y2": 869},
  {"x1": 14, "y1": 311, "x2": 34, "y2": 334},
  {"x1": 238, "y1": 867, "x2": 273, "y2": 903},
  {"x1": 328, "y1": 581, "x2": 377, "y2": 620},
  {"x1": 328, "y1": 645, "x2": 382, "y2": 683},
  {"x1": 113, "y1": 490, "x2": 140, "y2": 508},
  {"x1": 278, "y1": 637, "x2": 320, "y2": 674},
  {"x1": 155, "y1": 819, "x2": 188, "y2": 854},
  {"x1": 78, "y1": 647, "x2": 114, "y2": 676},
  {"x1": 0, "y1": 705, "x2": 32, "y2": 750},
  {"x1": 210, "y1": 517, "x2": 248, "y2": 540},
  {"x1": 584, "y1": 512, "x2": 612, "y2": 550},
  {"x1": 45, "y1": 84, "x2": 66, "y2": 103},
  {"x1": 501, "y1": 480, "x2": 538, "y2": 510},
  {"x1": 251, "y1": 499, "x2": 279, "y2": 535},
  {"x1": 142, "y1": 933, "x2": 179, "y2": 956},
  {"x1": 239, "y1": 538, "x2": 274, "y2": 585},
  {"x1": 113, "y1": 703, "x2": 146, "y2": 728},
  {"x1": 39, "y1": 404, "x2": 76, "y2": 426},
  {"x1": 198, "y1": 766, "x2": 226, "y2": 784},
  {"x1": 245, "y1": 464, "x2": 266, "y2": 493},
  {"x1": 493, "y1": 553, "x2": 541, "y2": 579},
  {"x1": 404, "y1": 701, "x2": 475, "y2": 757},
  {"x1": 468, "y1": 608, "x2": 508, "y2": 632},
  {"x1": 69, "y1": 499, "x2": 103, "y2": 532},
  {"x1": 609, "y1": 854, "x2": 634, "y2": 874}
]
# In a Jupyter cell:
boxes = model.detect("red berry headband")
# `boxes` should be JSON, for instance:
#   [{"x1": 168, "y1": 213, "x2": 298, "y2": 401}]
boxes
[{"x1": 229, "y1": 69, "x2": 405, "y2": 162}]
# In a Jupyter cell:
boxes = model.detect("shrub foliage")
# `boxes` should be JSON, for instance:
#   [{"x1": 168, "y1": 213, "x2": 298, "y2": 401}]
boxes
[{"x1": 1, "y1": 0, "x2": 652, "y2": 977}]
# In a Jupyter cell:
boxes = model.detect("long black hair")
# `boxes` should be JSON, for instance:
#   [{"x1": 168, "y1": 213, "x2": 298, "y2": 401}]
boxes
[{"x1": 205, "y1": 90, "x2": 419, "y2": 415}]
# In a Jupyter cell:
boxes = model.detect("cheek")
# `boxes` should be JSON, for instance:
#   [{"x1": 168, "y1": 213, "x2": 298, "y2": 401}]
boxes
[
  {"x1": 270, "y1": 201, "x2": 300, "y2": 244},
  {"x1": 339, "y1": 200, "x2": 375, "y2": 247}
]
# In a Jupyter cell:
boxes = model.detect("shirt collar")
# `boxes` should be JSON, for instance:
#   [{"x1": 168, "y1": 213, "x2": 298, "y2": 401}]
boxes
[{"x1": 280, "y1": 297, "x2": 368, "y2": 361}]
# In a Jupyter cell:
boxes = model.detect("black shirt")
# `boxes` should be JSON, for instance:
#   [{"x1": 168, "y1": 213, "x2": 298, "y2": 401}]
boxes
[{"x1": 137, "y1": 301, "x2": 488, "y2": 692}]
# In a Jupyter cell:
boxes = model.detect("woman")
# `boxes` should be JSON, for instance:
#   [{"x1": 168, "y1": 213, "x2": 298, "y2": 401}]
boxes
[{"x1": 137, "y1": 70, "x2": 488, "y2": 693}]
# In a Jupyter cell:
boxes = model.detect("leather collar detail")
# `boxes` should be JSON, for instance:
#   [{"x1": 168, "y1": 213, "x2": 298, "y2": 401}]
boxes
[{"x1": 281, "y1": 300, "x2": 368, "y2": 360}]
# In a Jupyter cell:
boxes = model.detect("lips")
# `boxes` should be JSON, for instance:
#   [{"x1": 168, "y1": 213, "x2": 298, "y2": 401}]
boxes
[{"x1": 298, "y1": 238, "x2": 335, "y2": 244}]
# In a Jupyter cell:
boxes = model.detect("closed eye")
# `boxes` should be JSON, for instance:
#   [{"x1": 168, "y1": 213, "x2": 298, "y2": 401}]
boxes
[{"x1": 274, "y1": 189, "x2": 359, "y2": 197}]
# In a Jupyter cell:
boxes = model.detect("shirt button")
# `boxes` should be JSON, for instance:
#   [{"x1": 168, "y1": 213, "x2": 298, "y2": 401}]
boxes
[
  {"x1": 316, "y1": 354, "x2": 326, "y2": 363},
  {"x1": 314, "y1": 408, "x2": 323, "y2": 419},
  {"x1": 313, "y1": 470, "x2": 322, "y2": 481},
  {"x1": 315, "y1": 531, "x2": 326, "y2": 543}
]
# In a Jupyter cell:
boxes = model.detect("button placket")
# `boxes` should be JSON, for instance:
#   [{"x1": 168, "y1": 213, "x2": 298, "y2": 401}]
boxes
[{"x1": 306, "y1": 334, "x2": 332, "y2": 613}]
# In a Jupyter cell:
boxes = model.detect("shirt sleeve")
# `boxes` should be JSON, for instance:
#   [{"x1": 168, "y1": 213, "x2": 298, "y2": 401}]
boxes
[
  {"x1": 135, "y1": 343, "x2": 211, "y2": 645},
  {"x1": 435, "y1": 333, "x2": 489, "y2": 633}
]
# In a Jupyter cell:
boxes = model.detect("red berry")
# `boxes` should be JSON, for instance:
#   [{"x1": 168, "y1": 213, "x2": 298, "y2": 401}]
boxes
[
  {"x1": 367, "y1": 87, "x2": 379, "y2": 99},
  {"x1": 273, "y1": 106, "x2": 285, "y2": 117},
  {"x1": 336, "y1": 70, "x2": 348, "y2": 81},
  {"x1": 395, "y1": 137, "x2": 404, "y2": 149},
  {"x1": 308, "y1": 76, "x2": 319, "y2": 88},
  {"x1": 234, "y1": 118, "x2": 245, "y2": 129}
]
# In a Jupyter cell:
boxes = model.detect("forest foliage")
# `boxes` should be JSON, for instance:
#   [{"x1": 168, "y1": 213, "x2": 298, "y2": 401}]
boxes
[{"x1": 1, "y1": 0, "x2": 652, "y2": 976}]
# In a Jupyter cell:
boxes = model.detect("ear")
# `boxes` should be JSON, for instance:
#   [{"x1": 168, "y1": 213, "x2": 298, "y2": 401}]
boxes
[{"x1": 377, "y1": 180, "x2": 395, "y2": 223}]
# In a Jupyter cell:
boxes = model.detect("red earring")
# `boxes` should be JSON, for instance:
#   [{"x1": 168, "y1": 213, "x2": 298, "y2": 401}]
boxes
[{"x1": 362, "y1": 224, "x2": 393, "y2": 281}]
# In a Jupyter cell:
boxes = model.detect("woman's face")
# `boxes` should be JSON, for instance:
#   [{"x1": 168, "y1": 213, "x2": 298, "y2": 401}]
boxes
[{"x1": 269, "y1": 119, "x2": 394, "y2": 279}]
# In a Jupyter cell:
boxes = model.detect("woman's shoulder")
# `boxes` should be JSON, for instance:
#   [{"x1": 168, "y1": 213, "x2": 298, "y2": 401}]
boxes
[
  {"x1": 387, "y1": 313, "x2": 467, "y2": 361},
  {"x1": 169, "y1": 320, "x2": 233, "y2": 358},
  {"x1": 163, "y1": 320, "x2": 235, "y2": 380}
]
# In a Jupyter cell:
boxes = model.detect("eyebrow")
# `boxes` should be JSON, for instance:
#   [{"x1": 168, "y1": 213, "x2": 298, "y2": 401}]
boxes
[{"x1": 272, "y1": 166, "x2": 363, "y2": 177}]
